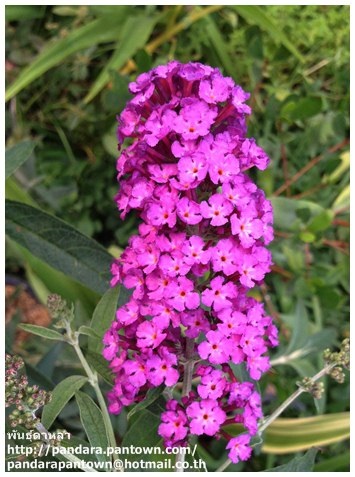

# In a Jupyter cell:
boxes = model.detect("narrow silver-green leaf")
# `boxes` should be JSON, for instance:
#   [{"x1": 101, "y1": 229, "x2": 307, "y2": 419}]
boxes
[
  {"x1": 84, "y1": 15, "x2": 158, "y2": 103},
  {"x1": 78, "y1": 326, "x2": 101, "y2": 339},
  {"x1": 42, "y1": 375, "x2": 88, "y2": 429},
  {"x1": 75, "y1": 391, "x2": 109, "y2": 463},
  {"x1": 5, "y1": 141, "x2": 35, "y2": 179},
  {"x1": 5, "y1": 200, "x2": 112, "y2": 295},
  {"x1": 88, "y1": 286, "x2": 122, "y2": 353},
  {"x1": 17, "y1": 324, "x2": 65, "y2": 341}
]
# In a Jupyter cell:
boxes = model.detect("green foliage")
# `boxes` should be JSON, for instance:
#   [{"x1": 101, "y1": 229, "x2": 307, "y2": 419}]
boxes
[
  {"x1": 75, "y1": 391, "x2": 110, "y2": 463},
  {"x1": 41, "y1": 375, "x2": 88, "y2": 429},
  {"x1": 264, "y1": 448, "x2": 318, "y2": 472},
  {"x1": 5, "y1": 140, "x2": 35, "y2": 179},
  {"x1": 17, "y1": 323, "x2": 65, "y2": 341},
  {"x1": 5, "y1": 200, "x2": 112, "y2": 294},
  {"x1": 5, "y1": 5, "x2": 349, "y2": 472},
  {"x1": 88, "y1": 286, "x2": 121, "y2": 352}
]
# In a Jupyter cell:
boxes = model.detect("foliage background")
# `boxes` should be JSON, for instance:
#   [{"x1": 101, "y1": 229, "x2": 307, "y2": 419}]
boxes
[{"x1": 5, "y1": 5, "x2": 350, "y2": 472}]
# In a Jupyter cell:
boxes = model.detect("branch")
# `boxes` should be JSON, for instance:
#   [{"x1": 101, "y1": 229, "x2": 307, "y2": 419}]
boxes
[{"x1": 273, "y1": 138, "x2": 349, "y2": 197}]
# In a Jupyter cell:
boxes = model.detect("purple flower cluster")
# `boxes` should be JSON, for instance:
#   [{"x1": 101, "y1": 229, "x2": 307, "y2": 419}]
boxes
[{"x1": 103, "y1": 61, "x2": 278, "y2": 464}]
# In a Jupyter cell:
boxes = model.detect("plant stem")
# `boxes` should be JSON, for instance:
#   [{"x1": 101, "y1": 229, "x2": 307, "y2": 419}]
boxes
[
  {"x1": 215, "y1": 362, "x2": 335, "y2": 472},
  {"x1": 215, "y1": 458, "x2": 232, "y2": 473},
  {"x1": 258, "y1": 363, "x2": 333, "y2": 434},
  {"x1": 176, "y1": 338, "x2": 195, "y2": 473},
  {"x1": 66, "y1": 327, "x2": 122, "y2": 472}
]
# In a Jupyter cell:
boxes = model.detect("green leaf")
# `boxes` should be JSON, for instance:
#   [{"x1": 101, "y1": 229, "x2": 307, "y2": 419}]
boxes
[
  {"x1": 122, "y1": 409, "x2": 161, "y2": 447},
  {"x1": 25, "y1": 362, "x2": 54, "y2": 391},
  {"x1": 203, "y1": 16, "x2": 237, "y2": 78},
  {"x1": 36, "y1": 342, "x2": 65, "y2": 379},
  {"x1": 326, "y1": 151, "x2": 350, "y2": 184},
  {"x1": 281, "y1": 97, "x2": 323, "y2": 121},
  {"x1": 262, "y1": 413, "x2": 350, "y2": 454},
  {"x1": 264, "y1": 448, "x2": 318, "y2": 472},
  {"x1": 88, "y1": 286, "x2": 121, "y2": 353},
  {"x1": 5, "y1": 200, "x2": 112, "y2": 295},
  {"x1": 307, "y1": 210, "x2": 334, "y2": 233},
  {"x1": 272, "y1": 329, "x2": 337, "y2": 370},
  {"x1": 299, "y1": 231, "x2": 316, "y2": 243},
  {"x1": 5, "y1": 141, "x2": 36, "y2": 179},
  {"x1": 5, "y1": 177, "x2": 38, "y2": 207},
  {"x1": 78, "y1": 326, "x2": 101, "y2": 339},
  {"x1": 42, "y1": 375, "x2": 88, "y2": 429},
  {"x1": 11, "y1": 240, "x2": 99, "y2": 315},
  {"x1": 84, "y1": 15, "x2": 158, "y2": 103},
  {"x1": 127, "y1": 385, "x2": 165, "y2": 420},
  {"x1": 233, "y1": 6, "x2": 304, "y2": 62},
  {"x1": 284, "y1": 299, "x2": 309, "y2": 355},
  {"x1": 6, "y1": 5, "x2": 45, "y2": 21},
  {"x1": 333, "y1": 184, "x2": 350, "y2": 211},
  {"x1": 5, "y1": 8, "x2": 131, "y2": 101},
  {"x1": 75, "y1": 391, "x2": 109, "y2": 463},
  {"x1": 17, "y1": 324, "x2": 65, "y2": 341},
  {"x1": 313, "y1": 451, "x2": 350, "y2": 472},
  {"x1": 84, "y1": 350, "x2": 114, "y2": 385},
  {"x1": 271, "y1": 197, "x2": 324, "y2": 232},
  {"x1": 88, "y1": 284, "x2": 131, "y2": 352},
  {"x1": 59, "y1": 436, "x2": 99, "y2": 464}
]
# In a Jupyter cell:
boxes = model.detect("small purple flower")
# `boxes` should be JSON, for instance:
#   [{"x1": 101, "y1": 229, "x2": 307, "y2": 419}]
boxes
[
  {"x1": 176, "y1": 197, "x2": 202, "y2": 225},
  {"x1": 181, "y1": 309, "x2": 210, "y2": 338},
  {"x1": 158, "y1": 405, "x2": 189, "y2": 447},
  {"x1": 201, "y1": 276, "x2": 238, "y2": 311},
  {"x1": 200, "y1": 194, "x2": 234, "y2": 226},
  {"x1": 147, "y1": 349, "x2": 179, "y2": 386},
  {"x1": 231, "y1": 211, "x2": 264, "y2": 248},
  {"x1": 226, "y1": 434, "x2": 252, "y2": 463},
  {"x1": 210, "y1": 238, "x2": 238, "y2": 276},
  {"x1": 166, "y1": 277, "x2": 200, "y2": 312},
  {"x1": 198, "y1": 330, "x2": 230, "y2": 364},
  {"x1": 136, "y1": 320, "x2": 167, "y2": 349},
  {"x1": 146, "y1": 199, "x2": 176, "y2": 228},
  {"x1": 173, "y1": 98, "x2": 217, "y2": 140},
  {"x1": 177, "y1": 153, "x2": 208, "y2": 184},
  {"x1": 208, "y1": 154, "x2": 240, "y2": 185},
  {"x1": 186, "y1": 399, "x2": 226, "y2": 436},
  {"x1": 197, "y1": 369, "x2": 227, "y2": 399}
]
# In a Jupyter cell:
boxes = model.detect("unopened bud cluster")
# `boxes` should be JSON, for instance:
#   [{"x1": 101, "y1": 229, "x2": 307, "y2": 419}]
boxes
[
  {"x1": 6, "y1": 354, "x2": 51, "y2": 429},
  {"x1": 47, "y1": 294, "x2": 74, "y2": 329},
  {"x1": 323, "y1": 338, "x2": 350, "y2": 372},
  {"x1": 299, "y1": 377, "x2": 324, "y2": 400}
]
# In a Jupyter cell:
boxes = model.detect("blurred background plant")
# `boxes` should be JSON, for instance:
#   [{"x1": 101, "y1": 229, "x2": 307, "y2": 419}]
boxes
[{"x1": 5, "y1": 5, "x2": 349, "y2": 472}]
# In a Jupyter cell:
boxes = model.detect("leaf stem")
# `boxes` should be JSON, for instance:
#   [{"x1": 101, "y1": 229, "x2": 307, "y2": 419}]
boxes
[
  {"x1": 66, "y1": 326, "x2": 122, "y2": 472},
  {"x1": 258, "y1": 363, "x2": 333, "y2": 434}
]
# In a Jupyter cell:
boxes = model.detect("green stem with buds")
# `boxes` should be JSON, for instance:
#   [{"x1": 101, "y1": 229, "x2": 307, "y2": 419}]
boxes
[{"x1": 215, "y1": 362, "x2": 338, "y2": 473}]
